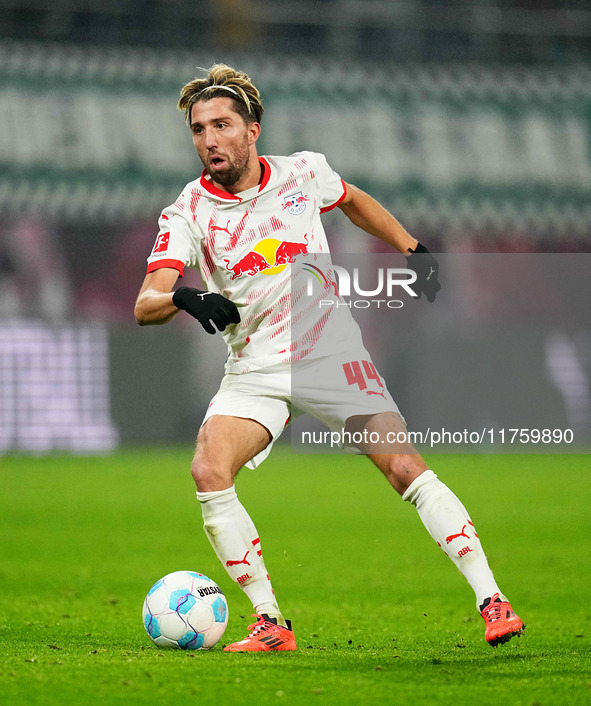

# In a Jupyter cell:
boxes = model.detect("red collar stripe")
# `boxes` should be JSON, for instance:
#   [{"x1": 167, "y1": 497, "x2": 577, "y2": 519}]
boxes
[
  {"x1": 258, "y1": 157, "x2": 271, "y2": 191},
  {"x1": 199, "y1": 171, "x2": 242, "y2": 201},
  {"x1": 198, "y1": 158, "x2": 272, "y2": 200}
]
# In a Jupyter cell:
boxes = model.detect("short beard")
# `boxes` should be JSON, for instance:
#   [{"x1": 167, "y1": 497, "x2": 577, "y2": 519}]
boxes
[
  {"x1": 207, "y1": 161, "x2": 247, "y2": 187},
  {"x1": 206, "y1": 142, "x2": 250, "y2": 187}
]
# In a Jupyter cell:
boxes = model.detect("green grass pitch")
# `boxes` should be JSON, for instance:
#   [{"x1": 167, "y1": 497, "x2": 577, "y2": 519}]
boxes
[{"x1": 0, "y1": 448, "x2": 589, "y2": 705}]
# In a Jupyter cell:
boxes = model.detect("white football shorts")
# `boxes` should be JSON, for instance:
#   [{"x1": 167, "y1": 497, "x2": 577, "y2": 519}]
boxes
[{"x1": 202, "y1": 347, "x2": 401, "y2": 469}]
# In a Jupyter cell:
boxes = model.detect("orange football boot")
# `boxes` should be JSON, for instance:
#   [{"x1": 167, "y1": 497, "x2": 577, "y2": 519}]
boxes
[
  {"x1": 223, "y1": 614, "x2": 296, "y2": 652},
  {"x1": 481, "y1": 593, "x2": 525, "y2": 647}
]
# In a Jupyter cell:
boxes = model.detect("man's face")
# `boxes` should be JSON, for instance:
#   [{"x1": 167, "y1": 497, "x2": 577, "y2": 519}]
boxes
[{"x1": 190, "y1": 97, "x2": 257, "y2": 188}]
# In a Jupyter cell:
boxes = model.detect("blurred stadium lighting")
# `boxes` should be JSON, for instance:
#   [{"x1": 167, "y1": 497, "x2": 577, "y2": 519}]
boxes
[{"x1": 1, "y1": 0, "x2": 591, "y2": 62}]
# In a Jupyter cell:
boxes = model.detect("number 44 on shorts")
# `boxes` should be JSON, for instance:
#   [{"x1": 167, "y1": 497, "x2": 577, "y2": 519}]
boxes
[{"x1": 342, "y1": 360, "x2": 384, "y2": 391}]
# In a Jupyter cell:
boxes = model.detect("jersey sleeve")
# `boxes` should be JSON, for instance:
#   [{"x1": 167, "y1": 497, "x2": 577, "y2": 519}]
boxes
[
  {"x1": 146, "y1": 201, "x2": 200, "y2": 277},
  {"x1": 313, "y1": 152, "x2": 348, "y2": 213}
]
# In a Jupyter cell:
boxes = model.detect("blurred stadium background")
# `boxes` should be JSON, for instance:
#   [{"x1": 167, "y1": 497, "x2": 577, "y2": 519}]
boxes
[{"x1": 1, "y1": 0, "x2": 590, "y2": 453}]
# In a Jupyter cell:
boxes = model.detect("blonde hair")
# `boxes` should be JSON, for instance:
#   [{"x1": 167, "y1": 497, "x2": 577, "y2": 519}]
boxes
[{"x1": 178, "y1": 63, "x2": 264, "y2": 126}]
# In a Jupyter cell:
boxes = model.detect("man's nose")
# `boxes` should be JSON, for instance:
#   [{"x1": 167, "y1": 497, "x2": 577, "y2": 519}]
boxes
[{"x1": 204, "y1": 128, "x2": 217, "y2": 149}]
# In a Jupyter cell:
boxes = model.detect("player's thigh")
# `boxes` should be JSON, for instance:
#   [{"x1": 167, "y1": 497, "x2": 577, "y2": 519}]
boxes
[
  {"x1": 192, "y1": 415, "x2": 273, "y2": 491},
  {"x1": 293, "y1": 350, "x2": 400, "y2": 432}
]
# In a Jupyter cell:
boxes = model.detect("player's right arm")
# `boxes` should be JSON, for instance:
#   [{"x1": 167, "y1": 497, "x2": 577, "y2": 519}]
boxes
[
  {"x1": 134, "y1": 267, "x2": 181, "y2": 325},
  {"x1": 138, "y1": 200, "x2": 240, "y2": 332},
  {"x1": 134, "y1": 267, "x2": 241, "y2": 334}
]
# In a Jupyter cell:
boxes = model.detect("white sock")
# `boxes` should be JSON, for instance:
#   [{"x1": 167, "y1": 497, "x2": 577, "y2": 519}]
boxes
[
  {"x1": 402, "y1": 470, "x2": 503, "y2": 610},
  {"x1": 196, "y1": 485, "x2": 286, "y2": 625}
]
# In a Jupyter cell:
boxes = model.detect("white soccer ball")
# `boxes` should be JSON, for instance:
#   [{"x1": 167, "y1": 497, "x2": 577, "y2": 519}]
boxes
[{"x1": 142, "y1": 570, "x2": 228, "y2": 649}]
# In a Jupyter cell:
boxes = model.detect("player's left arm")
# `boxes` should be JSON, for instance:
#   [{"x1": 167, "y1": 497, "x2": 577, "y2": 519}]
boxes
[
  {"x1": 338, "y1": 183, "x2": 418, "y2": 253},
  {"x1": 338, "y1": 182, "x2": 441, "y2": 301}
]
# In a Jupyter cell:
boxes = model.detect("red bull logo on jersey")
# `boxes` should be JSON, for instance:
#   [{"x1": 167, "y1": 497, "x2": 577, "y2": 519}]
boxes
[
  {"x1": 274, "y1": 233, "x2": 309, "y2": 265},
  {"x1": 282, "y1": 191, "x2": 309, "y2": 216},
  {"x1": 223, "y1": 251, "x2": 271, "y2": 280},
  {"x1": 223, "y1": 235, "x2": 309, "y2": 280}
]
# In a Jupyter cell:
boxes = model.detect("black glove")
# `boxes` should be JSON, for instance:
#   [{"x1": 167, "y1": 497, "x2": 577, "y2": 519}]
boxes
[
  {"x1": 406, "y1": 243, "x2": 441, "y2": 303},
  {"x1": 172, "y1": 287, "x2": 240, "y2": 334}
]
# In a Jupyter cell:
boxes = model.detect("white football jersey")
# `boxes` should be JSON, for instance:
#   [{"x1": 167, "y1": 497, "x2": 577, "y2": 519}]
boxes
[{"x1": 146, "y1": 151, "x2": 364, "y2": 373}]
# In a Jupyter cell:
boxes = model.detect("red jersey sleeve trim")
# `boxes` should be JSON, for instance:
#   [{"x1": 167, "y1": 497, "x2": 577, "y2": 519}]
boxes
[
  {"x1": 319, "y1": 180, "x2": 348, "y2": 214},
  {"x1": 147, "y1": 259, "x2": 185, "y2": 276}
]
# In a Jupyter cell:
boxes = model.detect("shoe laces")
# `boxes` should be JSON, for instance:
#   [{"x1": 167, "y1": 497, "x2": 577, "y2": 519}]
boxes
[
  {"x1": 482, "y1": 594, "x2": 505, "y2": 623},
  {"x1": 245, "y1": 614, "x2": 274, "y2": 637}
]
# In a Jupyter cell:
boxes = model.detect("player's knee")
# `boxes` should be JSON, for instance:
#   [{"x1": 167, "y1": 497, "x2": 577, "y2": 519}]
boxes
[
  {"x1": 190, "y1": 457, "x2": 230, "y2": 492},
  {"x1": 190, "y1": 458, "x2": 206, "y2": 489},
  {"x1": 387, "y1": 454, "x2": 428, "y2": 495}
]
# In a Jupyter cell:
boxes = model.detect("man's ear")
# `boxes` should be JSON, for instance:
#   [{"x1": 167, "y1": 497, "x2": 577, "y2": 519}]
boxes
[{"x1": 248, "y1": 121, "x2": 261, "y2": 145}]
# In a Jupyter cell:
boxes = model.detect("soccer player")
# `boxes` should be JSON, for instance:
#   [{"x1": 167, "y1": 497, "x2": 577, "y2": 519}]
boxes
[{"x1": 134, "y1": 64, "x2": 524, "y2": 652}]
